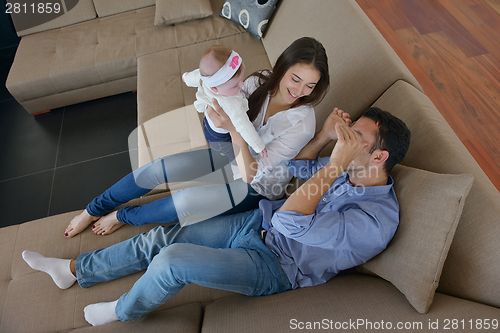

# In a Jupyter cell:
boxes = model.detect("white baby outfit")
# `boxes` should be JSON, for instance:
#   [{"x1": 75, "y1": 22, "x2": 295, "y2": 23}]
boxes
[{"x1": 182, "y1": 64, "x2": 266, "y2": 154}]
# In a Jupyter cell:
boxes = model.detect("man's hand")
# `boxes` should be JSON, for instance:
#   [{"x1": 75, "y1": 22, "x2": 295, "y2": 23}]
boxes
[
  {"x1": 328, "y1": 122, "x2": 366, "y2": 170},
  {"x1": 207, "y1": 99, "x2": 259, "y2": 183},
  {"x1": 281, "y1": 120, "x2": 366, "y2": 215},
  {"x1": 320, "y1": 108, "x2": 352, "y2": 141},
  {"x1": 281, "y1": 122, "x2": 364, "y2": 215}
]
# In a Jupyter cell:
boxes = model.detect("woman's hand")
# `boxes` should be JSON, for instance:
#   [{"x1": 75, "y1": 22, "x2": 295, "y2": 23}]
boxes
[
  {"x1": 320, "y1": 108, "x2": 352, "y2": 141},
  {"x1": 206, "y1": 99, "x2": 257, "y2": 183},
  {"x1": 205, "y1": 99, "x2": 236, "y2": 132}
]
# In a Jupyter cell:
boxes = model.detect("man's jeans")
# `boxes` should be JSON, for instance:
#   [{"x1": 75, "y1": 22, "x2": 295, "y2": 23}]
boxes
[{"x1": 75, "y1": 209, "x2": 291, "y2": 322}]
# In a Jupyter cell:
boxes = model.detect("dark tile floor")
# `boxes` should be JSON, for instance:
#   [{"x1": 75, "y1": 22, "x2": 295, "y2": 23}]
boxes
[{"x1": 0, "y1": 45, "x2": 138, "y2": 228}]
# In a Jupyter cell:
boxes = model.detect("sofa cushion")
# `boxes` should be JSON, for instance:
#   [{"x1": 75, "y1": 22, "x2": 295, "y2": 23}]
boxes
[
  {"x1": 202, "y1": 273, "x2": 500, "y2": 333},
  {"x1": 7, "y1": 16, "x2": 137, "y2": 104},
  {"x1": 0, "y1": 210, "x2": 238, "y2": 332},
  {"x1": 135, "y1": 7, "x2": 177, "y2": 57},
  {"x1": 70, "y1": 303, "x2": 204, "y2": 333},
  {"x1": 154, "y1": 0, "x2": 213, "y2": 26},
  {"x1": 0, "y1": 224, "x2": 17, "y2": 319},
  {"x1": 92, "y1": 0, "x2": 155, "y2": 17},
  {"x1": 5, "y1": 29, "x2": 60, "y2": 102},
  {"x1": 3, "y1": 273, "x2": 202, "y2": 332},
  {"x1": 134, "y1": 6, "x2": 246, "y2": 58},
  {"x1": 358, "y1": 165, "x2": 473, "y2": 314},
  {"x1": 10, "y1": 0, "x2": 97, "y2": 37},
  {"x1": 137, "y1": 47, "x2": 190, "y2": 125},
  {"x1": 219, "y1": 0, "x2": 279, "y2": 39},
  {"x1": 95, "y1": 11, "x2": 138, "y2": 82},
  {"x1": 134, "y1": 105, "x2": 208, "y2": 173},
  {"x1": 50, "y1": 21, "x2": 104, "y2": 92}
]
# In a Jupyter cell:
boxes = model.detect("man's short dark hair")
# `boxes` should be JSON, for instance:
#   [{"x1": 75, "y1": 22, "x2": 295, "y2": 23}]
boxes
[{"x1": 361, "y1": 107, "x2": 411, "y2": 173}]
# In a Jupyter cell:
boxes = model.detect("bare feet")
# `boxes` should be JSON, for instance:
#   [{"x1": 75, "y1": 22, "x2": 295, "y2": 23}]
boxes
[
  {"x1": 65, "y1": 210, "x2": 100, "y2": 238},
  {"x1": 92, "y1": 211, "x2": 125, "y2": 236}
]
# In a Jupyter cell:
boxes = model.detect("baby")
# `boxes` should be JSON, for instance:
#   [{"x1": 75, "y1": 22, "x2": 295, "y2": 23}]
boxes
[{"x1": 183, "y1": 45, "x2": 267, "y2": 163}]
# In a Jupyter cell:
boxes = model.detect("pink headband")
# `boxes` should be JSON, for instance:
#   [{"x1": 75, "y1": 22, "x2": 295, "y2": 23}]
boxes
[{"x1": 202, "y1": 51, "x2": 242, "y2": 87}]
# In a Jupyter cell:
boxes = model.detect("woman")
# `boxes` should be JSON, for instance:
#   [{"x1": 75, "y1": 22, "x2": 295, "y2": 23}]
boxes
[{"x1": 64, "y1": 37, "x2": 330, "y2": 238}]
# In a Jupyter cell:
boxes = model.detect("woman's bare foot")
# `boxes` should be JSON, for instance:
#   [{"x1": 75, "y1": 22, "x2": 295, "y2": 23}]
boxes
[
  {"x1": 65, "y1": 210, "x2": 100, "y2": 238},
  {"x1": 92, "y1": 211, "x2": 125, "y2": 236}
]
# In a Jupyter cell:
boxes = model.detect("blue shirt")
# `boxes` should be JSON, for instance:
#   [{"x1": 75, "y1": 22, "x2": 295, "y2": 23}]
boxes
[{"x1": 260, "y1": 157, "x2": 399, "y2": 289}]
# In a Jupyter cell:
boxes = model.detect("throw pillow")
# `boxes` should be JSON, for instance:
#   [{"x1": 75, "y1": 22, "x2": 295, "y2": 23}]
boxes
[
  {"x1": 220, "y1": 0, "x2": 279, "y2": 39},
  {"x1": 357, "y1": 165, "x2": 473, "y2": 314},
  {"x1": 155, "y1": 0, "x2": 213, "y2": 26}
]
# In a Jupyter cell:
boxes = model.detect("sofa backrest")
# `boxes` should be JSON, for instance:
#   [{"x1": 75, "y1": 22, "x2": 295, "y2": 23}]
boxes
[
  {"x1": 263, "y1": 0, "x2": 500, "y2": 310},
  {"x1": 92, "y1": 0, "x2": 155, "y2": 18},
  {"x1": 10, "y1": 0, "x2": 159, "y2": 37},
  {"x1": 373, "y1": 80, "x2": 500, "y2": 309},
  {"x1": 10, "y1": 0, "x2": 97, "y2": 37},
  {"x1": 262, "y1": 0, "x2": 421, "y2": 134}
]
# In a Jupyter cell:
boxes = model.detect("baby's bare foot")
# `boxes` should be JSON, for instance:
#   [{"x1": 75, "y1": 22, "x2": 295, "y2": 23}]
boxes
[
  {"x1": 92, "y1": 211, "x2": 125, "y2": 236},
  {"x1": 65, "y1": 210, "x2": 100, "y2": 238}
]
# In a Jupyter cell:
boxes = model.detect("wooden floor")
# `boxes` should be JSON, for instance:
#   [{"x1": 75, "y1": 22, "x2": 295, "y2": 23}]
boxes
[{"x1": 355, "y1": 0, "x2": 500, "y2": 191}]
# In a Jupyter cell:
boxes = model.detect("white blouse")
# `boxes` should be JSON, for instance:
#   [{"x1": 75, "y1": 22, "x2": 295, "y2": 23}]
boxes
[{"x1": 238, "y1": 74, "x2": 316, "y2": 200}]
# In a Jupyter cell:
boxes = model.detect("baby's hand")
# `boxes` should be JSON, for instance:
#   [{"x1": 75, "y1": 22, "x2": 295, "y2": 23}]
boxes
[{"x1": 260, "y1": 148, "x2": 268, "y2": 158}]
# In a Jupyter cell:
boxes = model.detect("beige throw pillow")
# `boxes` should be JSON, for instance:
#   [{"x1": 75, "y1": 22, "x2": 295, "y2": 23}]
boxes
[
  {"x1": 358, "y1": 165, "x2": 473, "y2": 314},
  {"x1": 154, "y1": 0, "x2": 213, "y2": 26}
]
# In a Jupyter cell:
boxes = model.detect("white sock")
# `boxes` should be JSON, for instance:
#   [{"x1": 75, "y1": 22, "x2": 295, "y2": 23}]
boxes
[
  {"x1": 22, "y1": 250, "x2": 76, "y2": 289},
  {"x1": 84, "y1": 300, "x2": 119, "y2": 326}
]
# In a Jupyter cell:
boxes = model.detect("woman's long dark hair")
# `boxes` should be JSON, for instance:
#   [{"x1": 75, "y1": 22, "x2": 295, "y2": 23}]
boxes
[{"x1": 247, "y1": 37, "x2": 330, "y2": 122}]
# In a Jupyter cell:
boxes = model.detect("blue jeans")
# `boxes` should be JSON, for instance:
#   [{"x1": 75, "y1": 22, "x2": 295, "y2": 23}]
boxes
[
  {"x1": 75, "y1": 209, "x2": 291, "y2": 322},
  {"x1": 203, "y1": 116, "x2": 236, "y2": 164},
  {"x1": 86, "y1": 149, "x2": 264, "y2": 226}
]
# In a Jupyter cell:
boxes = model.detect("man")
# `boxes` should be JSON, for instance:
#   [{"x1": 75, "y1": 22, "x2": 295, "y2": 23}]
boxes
[{"x1": 22, "y1": 107, "x2": 411, "y2": 326}]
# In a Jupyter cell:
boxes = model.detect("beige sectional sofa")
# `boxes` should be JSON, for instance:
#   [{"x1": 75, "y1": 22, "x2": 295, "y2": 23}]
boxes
[
  {"x1": 3, "y1": 0, "x2": 500, "y2": 332},
  {"x1": 6, "y1": 0, "x2": 247, "y2": 115}
]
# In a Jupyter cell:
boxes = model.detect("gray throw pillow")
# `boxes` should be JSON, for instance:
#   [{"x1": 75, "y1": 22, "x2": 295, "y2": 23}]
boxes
[{"x1": 220, "y1": 0, "x2": 279, "y2": 39}]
